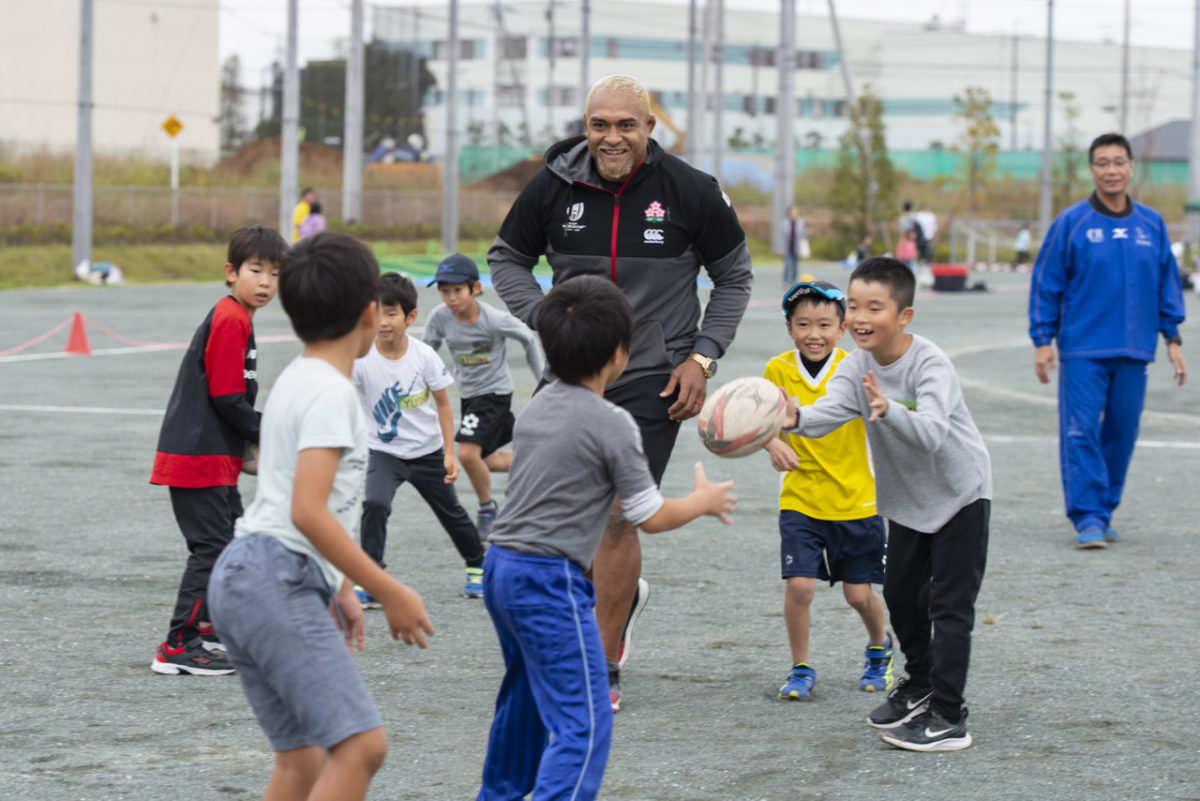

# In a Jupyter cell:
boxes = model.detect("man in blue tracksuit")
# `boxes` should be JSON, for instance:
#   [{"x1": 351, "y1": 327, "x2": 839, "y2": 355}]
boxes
[{"x1": 1029, "y1": 132, "x2": 1187, "y2": 549}]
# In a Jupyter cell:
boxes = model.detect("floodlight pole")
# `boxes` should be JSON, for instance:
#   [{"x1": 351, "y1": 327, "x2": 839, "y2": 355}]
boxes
[
  {"x1": 772, "y1": 0, "x2": 796, "y2": 252},
  {"x1": 280, "y1": 0, "x2": 299, "y2": 238},
  {"x1": 686, "y1": 0, "x2": 698, "y2": 164},
  {"x1": 443, "y1": 0, "x2": 460, "y2": 253},
  {"x1": 343, "y1": 0, "x2": 364, "y2": 222},
  {"x1": 580, "y1": 0, "x2": 590, "y2": 110},
  {"x1": 710, "y1": 0, "x2": 724, "y2": 184},
  {"x1": 1037, "y1": 0, "x2": 1054, "y2": 238},
  {"x1": 1188, "y1": 0, "x2": 1200, "y2": 246},
  {"x1": 73, "y1": 0, "x2": 93, "y2": 274}
]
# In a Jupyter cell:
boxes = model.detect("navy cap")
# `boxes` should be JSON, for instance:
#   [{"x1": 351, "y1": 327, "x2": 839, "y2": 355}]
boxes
[
  {"x1": 781, "y1": 280, "x2": 846, "y2": 317},
  {"x1": 426, "y1": 253, "x2": 480, "y2": 287}
]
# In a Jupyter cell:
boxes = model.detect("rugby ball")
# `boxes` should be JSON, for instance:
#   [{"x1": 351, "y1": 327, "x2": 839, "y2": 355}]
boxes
[{"x1": 696, "y1": 376, "x2": 789, "y2": 458}]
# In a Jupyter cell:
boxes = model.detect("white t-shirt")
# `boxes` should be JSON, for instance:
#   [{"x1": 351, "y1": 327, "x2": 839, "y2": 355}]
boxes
[
  {"x1": 352, "y1": 338, "x2": 454, "y2": 459},
  {"x1": 235, "y1": 356, "x2": 368, "y2": 591}
]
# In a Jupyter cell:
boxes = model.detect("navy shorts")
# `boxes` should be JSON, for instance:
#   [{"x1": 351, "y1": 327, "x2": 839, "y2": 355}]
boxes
[
  {"x1": 208, "y1": 535, "x2": 382, "y2": 752},
  {"x1": 455, "y1": 392, "x2": 515, "y2": 459},
  {"x1": 779, "y1": 510, "x2": 886, "y2": 585},
  {"x1": 603, "y1": 375, "x2": 681, "y2": 486}
]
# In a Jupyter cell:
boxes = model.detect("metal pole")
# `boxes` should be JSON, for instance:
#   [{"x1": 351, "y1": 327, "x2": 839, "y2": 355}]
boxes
[
  {"x1": 711, "y1": 0, "x2": 724, "y2": 183},
  {"x1": 443, "y1": 0, "x2": 460, "y2": 253},
  {"x1": 72, "y1": 0, "x2": 93, "y2": 273},
  {"x1": 1188, "y1": 0, "x2": 1200, "y2": 246},
  {"x1": 170, "y1": 137, "x2": 180, "y2": 225},
  {"x1": 1038, "y1": 0, "x2": 1055, "y2": 237},
  {"x1": 699, "y1": 0, "x2": 712, "y2": 166},
  {"x1": 1120, "y1": 0, "x2": 1130, "y2": 132},
  {"x1": 772, "y1": 0, "x2": 796, "y2": 252},
  {"x1": 279, "y1": 0, "x2": 299, "y2": 238},
  {"x1": 412, "y1": 9, "x2": 421, "y2": 133},
  {"x1": 686, "y1": 0, "x2": 698, "y2": 164},
  {"x1": 1011, "y1": 34, "x2": 1019, "y2": 152},
  {"x1": 580, "y1": 0, "x2": 589, "y2": 113},
  {"x1": 546, "y1": 1, "x2": 555, "y2": 139},
  {"x1": 343, "y1": 0, "x2": 364, "y2": 222},
  {"x1": 493, "y1": 2, "x2": 502, "y2": 148}
]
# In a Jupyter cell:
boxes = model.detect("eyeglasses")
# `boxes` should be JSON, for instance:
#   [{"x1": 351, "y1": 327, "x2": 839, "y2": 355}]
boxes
[
  {"x1": 782, "y1": 282, "x2": 845, "y2": 316},
  {"x1": 1091, "y1": 159, "x2": 1131, "y2": 169}
]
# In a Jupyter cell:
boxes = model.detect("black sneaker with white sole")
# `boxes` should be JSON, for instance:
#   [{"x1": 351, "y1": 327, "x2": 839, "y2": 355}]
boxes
[
  {"x1": 617, "y1": 577, "x2": 650, "y2": 670},
  {"x1": 866, "y1": 677, "x2": 932, "y2": 729},
  {"x1": 878, "y1": 707, "x2": 972, "y2": 752},
  {"x1": 152, "y1": 638, "x2": 235, "y2": 675}
]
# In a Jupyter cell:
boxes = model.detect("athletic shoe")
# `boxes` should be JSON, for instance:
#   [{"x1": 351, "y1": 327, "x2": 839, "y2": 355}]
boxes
[
  {"x1": 879, "y1": 707, "x2": 973, "y2": 752},
  {"x1": 464, "y1": 567, "x2": 484, "y2": 598},
  {"x1": 354, "y1": 585, "x2": 382, "y2": 609},
  {"x1": 1076, "y1": 525, "x2": 1107, "y2": 549},
  {"x1": 477, "y1": 499, "x2": 499, "y2": 540},
  {"x1": 1104, "y1": 527, "x2": 1120, "y2": 543},
  {"x1": 151, "y1": 639, "x2": 235, "y2": 676},
  {"x1": 778, "y1": 663, "x2": 816, "y2": 700},
  {"x1": 616, "y1": 577, "x2": 650, "y2": 669},
  {"x1": 860, "y1": 634, "x2": 896, "y2": 692},
  {"x1": 609, "y1": 665, "x2": 622, "y2": 713},
  {"x1": 866, "y1": 677, "x2": 932, "y2": 729},
  {"x1": 196, "y1": 626, "x2": 226, "y2": 654}
]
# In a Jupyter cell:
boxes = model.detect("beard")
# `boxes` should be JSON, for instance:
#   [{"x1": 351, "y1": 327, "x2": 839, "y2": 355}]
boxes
[{"x1": 595, "y1": 150, "x2": 634, "y2": 181}]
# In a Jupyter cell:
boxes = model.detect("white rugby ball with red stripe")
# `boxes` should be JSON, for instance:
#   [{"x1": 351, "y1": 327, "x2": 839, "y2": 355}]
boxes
[{"x1": 696, "y1": 376, "x2": 788, "y2": 458}]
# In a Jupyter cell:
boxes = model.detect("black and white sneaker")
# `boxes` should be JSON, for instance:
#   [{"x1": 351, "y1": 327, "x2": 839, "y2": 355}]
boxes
[
  {"x1": 617, "y1": 577, "x2": 650, "y2": 670},
  {"x1": 878, "y1": 707, "x2": 972, "y2": 752},
  {"x1": 866, "y1": 677, "x2": 932, "y2": 729},
  {"x1": 151, "y1": 638, "x2": 235, "y2": 676}
]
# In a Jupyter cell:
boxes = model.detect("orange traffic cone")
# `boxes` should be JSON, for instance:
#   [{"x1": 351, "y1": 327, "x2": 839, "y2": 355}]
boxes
[{"x1": 65, "y1": 311, "x2": 92, "y2": 355}]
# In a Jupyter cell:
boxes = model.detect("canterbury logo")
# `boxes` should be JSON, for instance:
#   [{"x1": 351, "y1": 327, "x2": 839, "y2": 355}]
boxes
[{"x1": 643, "y1": 228, "x2": 664, "y2": 244}]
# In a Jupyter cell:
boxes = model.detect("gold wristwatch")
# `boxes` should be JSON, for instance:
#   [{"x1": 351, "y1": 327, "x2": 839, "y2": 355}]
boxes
[{"x1": 688, "y1": 352, "x2": 717, "y2": 379}]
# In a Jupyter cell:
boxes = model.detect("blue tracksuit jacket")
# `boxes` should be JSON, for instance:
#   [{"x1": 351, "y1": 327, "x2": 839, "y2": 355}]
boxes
[{"x1": 1029, "y1": 193, "x2": 1185, "y2": 361}]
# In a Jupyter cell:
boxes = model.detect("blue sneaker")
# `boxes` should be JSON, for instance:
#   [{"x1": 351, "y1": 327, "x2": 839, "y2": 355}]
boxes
[
  {"x1": 477, "y1": 500, "x2": 499, "y2": 540},
  {"x1": 464, "y1": 566, "x2": 484, "y2": 598},
  {"x1": 1076, "y1": 525, "x2": 1107, "y2": 549},
  {"x1": 860, "y1": 634, "x2": 896, "y2": 692},
  {"x1": 1104, "y1": 527, "x2": 1120, "y2": 543},
  {"x1": 779, "y1": 664, "x2": 816, "y2": 700},
  {"x1": 354, "y1": 585, "x2": 382, "y2": 609}
]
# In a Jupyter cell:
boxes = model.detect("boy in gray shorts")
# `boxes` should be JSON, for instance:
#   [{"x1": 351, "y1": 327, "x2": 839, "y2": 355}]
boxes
[
  {"x1": 477, "y1": 275, "x2": 737, "y2": 800},
  {"x1": 208, "y1": 232, "x2": 434, "y2": 800}
]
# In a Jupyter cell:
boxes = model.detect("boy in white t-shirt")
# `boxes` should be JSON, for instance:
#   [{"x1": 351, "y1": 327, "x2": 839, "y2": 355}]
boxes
[
  {"x1": 353, "y1": 272, "x2": 487, "y2": 602},
  {"x1": 207, "y1": 232, "x2": 433, "y2": 801}
]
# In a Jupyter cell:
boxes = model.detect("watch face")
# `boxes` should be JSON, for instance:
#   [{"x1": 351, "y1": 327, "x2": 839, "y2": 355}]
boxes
[{"x1": 707, "y1": 360, "x2": 718, "y2": 377}]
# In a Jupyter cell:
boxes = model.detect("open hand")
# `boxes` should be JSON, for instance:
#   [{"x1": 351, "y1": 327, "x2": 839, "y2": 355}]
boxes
[
  {"x1": 692, "y1": 461, "x2": 736, "y2": 523},
  {"x1": 861, "y1": 371, "x2": 888, "y2": 422}
]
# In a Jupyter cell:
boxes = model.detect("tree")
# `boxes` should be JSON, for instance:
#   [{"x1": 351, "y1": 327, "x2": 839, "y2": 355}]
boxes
[
  {"x1": 805, "y1": 130, "x2": 823, "y2": 150},
  {"x1": 828, "y1": 87, "x2": 897, "y2": 253},
  {"x1": 1052, "y1": 91, "x2": 1084, "y2": 212},
  {"x1": 950, "y1": 86, "x2": 1001, "y2": 211},
  {"x1": 727, "y1": 127, "x2": 751, "y2": 150},
  {"x1": 218, "y1": 55, "x2": 248, "y2": 157}
]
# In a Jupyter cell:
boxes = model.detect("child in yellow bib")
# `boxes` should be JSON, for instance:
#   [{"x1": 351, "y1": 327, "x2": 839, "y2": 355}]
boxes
[{"x1": 762, "y1": 280, "x2": 893, "y2": 701}]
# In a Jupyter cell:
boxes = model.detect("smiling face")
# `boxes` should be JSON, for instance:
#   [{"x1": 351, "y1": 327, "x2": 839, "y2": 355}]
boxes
[
  {"x1": 225, "y1": 256, "x2": 280, "y2": 317},
  {"x1": 584, "y1": 88, "x2": 656, "y2": 182},
  {"x1": 786, "y1": 299, "x2": 845, "y2": 363},
  {"x1": 846, "y1": 278, "x2": 913, "y2": 363},
  {"x1": 1089, "y1": 143, "x2": 1133, "y2": 203},
  {"x1": 377, "y1": 303, "x2": 417, "y2": 346}
]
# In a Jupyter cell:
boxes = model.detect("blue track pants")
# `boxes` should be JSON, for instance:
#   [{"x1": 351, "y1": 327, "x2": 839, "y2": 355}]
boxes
[
  {"x1": 477, "y1": 546, "x2": 612, "y2": 801},
  {"x1": 1058, "y1": 357, "x2": 1148, "y2": 532}
]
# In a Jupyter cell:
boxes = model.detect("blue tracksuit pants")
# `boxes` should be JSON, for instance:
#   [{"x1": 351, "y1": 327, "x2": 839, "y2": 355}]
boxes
[
  {"x1": 1058, "y1": 357, "x2": 1148, "y2": 532},
  {"x1": 477, "y1": 546, "x2": 612, "y2": 801}
]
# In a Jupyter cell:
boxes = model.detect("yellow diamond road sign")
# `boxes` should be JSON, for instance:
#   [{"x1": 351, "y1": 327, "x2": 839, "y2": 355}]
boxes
[{"x1": 162, "y1": 115, "x2": 183, "y2": 138}]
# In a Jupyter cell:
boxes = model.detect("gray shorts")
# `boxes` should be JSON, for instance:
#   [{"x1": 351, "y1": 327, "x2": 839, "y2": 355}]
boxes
[{"x1": 207, "y1": 535, "x2": 382, "y2": 752}]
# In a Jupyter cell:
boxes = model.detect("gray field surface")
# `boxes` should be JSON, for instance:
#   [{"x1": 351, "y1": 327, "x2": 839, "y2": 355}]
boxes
[{"x1": 1, "y1": 263, "x2": 1198, "y2": 800}]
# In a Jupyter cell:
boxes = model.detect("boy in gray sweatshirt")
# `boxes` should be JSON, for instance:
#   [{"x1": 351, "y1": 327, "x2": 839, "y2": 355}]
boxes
[{"x1": 782, "y1": 257, "x2": 991, "y2": 752}]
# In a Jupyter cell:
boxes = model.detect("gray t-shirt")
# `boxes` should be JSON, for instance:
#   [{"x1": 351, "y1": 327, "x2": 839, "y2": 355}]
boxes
[
  {"x1": 487, "y1": 379, "x2": 664, "y2": 569},
  {"x1": 422, "y1": 301, "x2": 545, "y2": 398},
  {"x1": 790, "y1": 334, "x2": 992, "y2": 532}
]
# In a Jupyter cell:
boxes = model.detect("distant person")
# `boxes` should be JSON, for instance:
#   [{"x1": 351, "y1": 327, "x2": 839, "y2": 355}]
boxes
[
  {"x1": 898, "y1": 200, "x2": 916, "y2": 237},
  {"x1": 1029, "y1": 132, "x2": 1187, "y2": 549},
  {"x1": 855, "y1": 233, "x2": 873, "y2": 265},
  {"x1": 784, "y1": 258, "x2": 991, "y2": 752},
  {"x1": 914, "y1": 203, "x2": 938, "y2": 261},
  {"x1": 895, "y1": 229, "x2": 918, "y2": 276},
  {"x1": 477, "y1": 275, "x2": 736, "y2": 800},
  {"x1": 149, "y1": 225, "x2": 288, "y2": 675},
  {"x1": 291, "y1": 187, "x2": 315, "y2": 243},
  {"x1": 421, "y1": 254, "x2": 545, "y2": 539},
  {"x1": 1012, "y1": 224, "x2": 1032, "y2": 267},
  {"x1": 775, "y1": 205, "x2": 808, "y2": 287},
  {"x1": 298, "y1": 201, "x2": 326, "y2": 239},
  {"x1": 762, "y1": 280, "x2": 893, "y2": 702},
  {"x1": 207, "y1": 232, "x2": 433, "y2": 800},
  {"x1": 352, "y1": 272, "x2": 487, "y2": 601}
]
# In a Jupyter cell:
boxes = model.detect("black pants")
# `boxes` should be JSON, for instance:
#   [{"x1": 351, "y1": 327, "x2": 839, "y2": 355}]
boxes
[
  {"x1": 884, "y1": 498, "x2": 989, "y2": 720},
  {"x1": 166, "y1": 485, "x2": 243, "y2": 648},
  {"x1": 361, "y1": 449, "x2": 484, "y2": 570}
]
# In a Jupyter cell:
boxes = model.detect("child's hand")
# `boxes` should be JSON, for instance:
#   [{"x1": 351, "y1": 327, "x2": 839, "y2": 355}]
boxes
[
  {"x1": 333, "y1": 583, "x2": 366, "y2": 653},
  {"x1": 781, "y1": 390, "x2": 799, "y2": 429},
  {"x1": 443, "y1": 453, "x2": 459, "y2": 484},
  {"x1": 691, "y1": 462, "x2": 737, "y2": 524},
  {"x1": 764, "y1": 438, "x2": 799, "y2": 472},
  {"x1": 381, "y1": 580, "x2": 435, "y2": 648},
  {"x1": 862, "y1": 371, "x2": 888, "y2": 422}
]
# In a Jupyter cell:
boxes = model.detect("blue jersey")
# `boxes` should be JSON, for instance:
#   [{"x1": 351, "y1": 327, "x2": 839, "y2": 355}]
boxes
[{"x1": 1029, "y1": 193, "x2": 1185, "y2": 362}]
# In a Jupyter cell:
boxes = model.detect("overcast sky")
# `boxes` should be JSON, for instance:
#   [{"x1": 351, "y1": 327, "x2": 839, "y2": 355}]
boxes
[{"x1": 220, "y1": 0, "x2": 1196, "y2": 89}]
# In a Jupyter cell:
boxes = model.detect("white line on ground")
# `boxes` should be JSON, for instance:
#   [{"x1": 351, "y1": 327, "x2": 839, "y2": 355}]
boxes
[
  {"x1": 984, "y1": 433, "x2": 1200, "y2": 450},
  {"x1": 0, "y1": 404, "x2": 162, "y2": 416}
]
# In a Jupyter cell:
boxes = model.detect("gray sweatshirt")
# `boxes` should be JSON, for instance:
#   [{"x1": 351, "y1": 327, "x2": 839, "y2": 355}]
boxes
[
  {"x1": 422, "y1": 301, "x2": 545, "y2": 398},
  {"x1": 789, "y1": 335, "x2": 992, "y2": 532}
]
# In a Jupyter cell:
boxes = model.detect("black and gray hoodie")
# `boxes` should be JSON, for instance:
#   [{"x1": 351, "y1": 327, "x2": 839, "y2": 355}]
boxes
[{"x1": 488, "y1": 136, "x2": 754, "y2": 388}]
